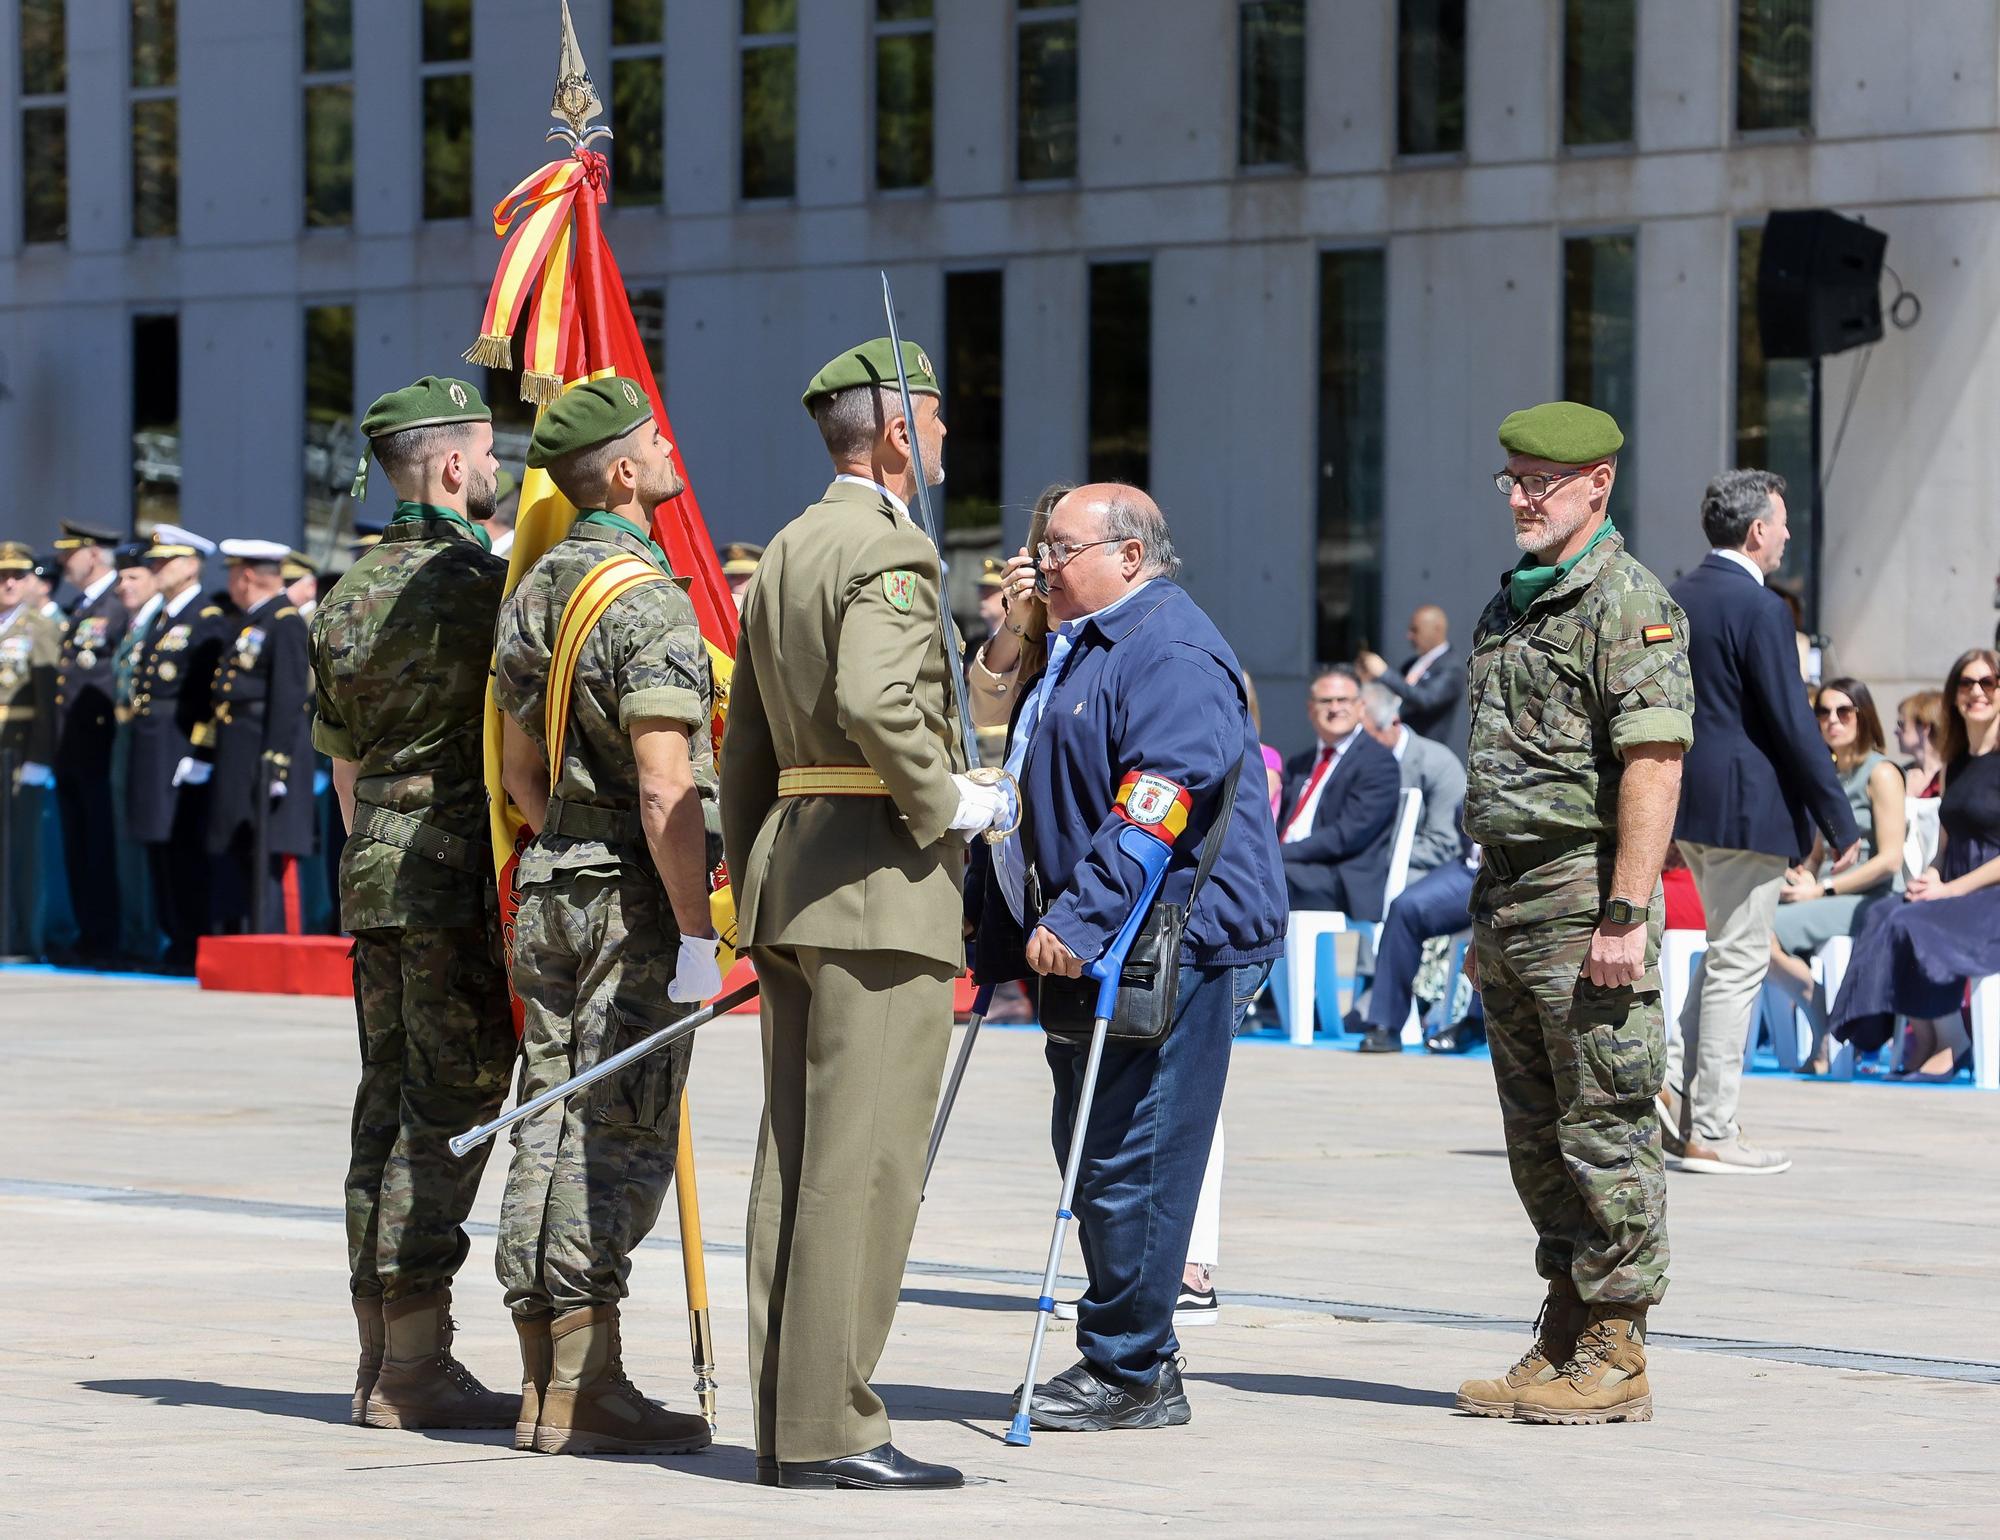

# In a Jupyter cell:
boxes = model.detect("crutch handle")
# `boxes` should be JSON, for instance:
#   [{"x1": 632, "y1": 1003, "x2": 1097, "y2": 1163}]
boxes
[{"x1": 1084, "y1": 826, "x2": 1174, "y2": 1020}]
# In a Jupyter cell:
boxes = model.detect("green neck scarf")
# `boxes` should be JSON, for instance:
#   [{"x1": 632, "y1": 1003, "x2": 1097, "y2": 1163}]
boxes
[
  {"x1": 575, "y1": 509, "x2": 671, "y2": 574},
  {"x1": 1509, "y1": 519, "x2": 1616, "y2": 615},
  {"x1": 390, "y1": 501, "x2": 491, "y2": 552}
]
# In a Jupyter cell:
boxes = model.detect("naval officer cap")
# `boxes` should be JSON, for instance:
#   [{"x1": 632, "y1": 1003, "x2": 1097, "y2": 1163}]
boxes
[
  {"x1": 220, "y1": 538, "x2": 291, "y2": 569},
  {"x1": 1497, "y1": 402, "x2": 1625, "y2": 465},
  {"x1": 526, "y1": 376, "x2": 655, "y2": 469},
  {"x1": 53, "y1": 519, "x2": 123, "y2": 552},
  {"x1": 0, "y1": 541, "x2": 33, "y2": 574},
  {"x1": 144, "y1": 524, "x2": 217, "y2": 561},
  {"x1": 721, "y1": 541, "x2": 764, "y2": 578},
  {"x1": 800, "y1": 338, "x2": 939, "y2": 415}
]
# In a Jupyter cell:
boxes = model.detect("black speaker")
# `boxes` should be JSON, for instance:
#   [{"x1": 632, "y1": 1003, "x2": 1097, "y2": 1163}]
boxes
[{"x1": 1756, "y1": 209, "x2": 1888, "y2": 360}]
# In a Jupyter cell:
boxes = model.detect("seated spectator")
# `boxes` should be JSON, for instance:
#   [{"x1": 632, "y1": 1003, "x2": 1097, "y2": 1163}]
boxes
[
  {"x1": 1764, "y1": 678, "x2": 1907, "y2": 1072},
  {"x1": 1896, "y1": 688, "x2": 1946, "y2": 800},
  {"x1": 1276, "y1": 665, "x2": 1401, "y2": 920},
  {"x1": 1355, "y1": 816, "x2": 1482, "y2": 1055},
  {"x1": 1242, "y1": 670, "x2": 1283, "y2": 816},
  {"x1": 1831, "y1": 649, "x2": 2000, "y2": 1077},
  {"x1": 1359, "y1": 681, "x2": 1464, "y2": 881}
]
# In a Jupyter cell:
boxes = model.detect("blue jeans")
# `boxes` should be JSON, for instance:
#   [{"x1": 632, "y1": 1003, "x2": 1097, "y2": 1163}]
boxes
[
  {"x1": 1364, "y1": 860, "x2": 1480, "y2": 1036},
  {"x1": 1044, "y1": 960, "x2": 1263, "y2": 1387}
]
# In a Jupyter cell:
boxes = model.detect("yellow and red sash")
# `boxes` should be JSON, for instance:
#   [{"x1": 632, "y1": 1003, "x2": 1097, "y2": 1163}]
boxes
[{"x1": 545, "y1": 553, "x2": 667, "y2": 778}]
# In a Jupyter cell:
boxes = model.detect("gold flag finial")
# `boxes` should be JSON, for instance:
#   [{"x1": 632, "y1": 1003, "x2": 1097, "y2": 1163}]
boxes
[{"x1": 549, "y1": 0, "x2": 609, "y2": 148}]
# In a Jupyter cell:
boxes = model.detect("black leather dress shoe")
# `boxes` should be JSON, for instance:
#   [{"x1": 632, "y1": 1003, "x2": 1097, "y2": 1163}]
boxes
[
  {"x1": 755, "y1": 1456, "x2": 778, "y2": 1487},
  {"x1": 777, "y1": 1443, "x2": 963, "y2": 1490},
  {"x1": 1355, "y1": 1029, "x2": 1402, "y2": 1054},
  {"x1": 1425, "y1": 1018, "x2": 1486, "y2": 1055},
  {"x1": 1021, "y1": 1358, "x2": 1192, "y2": 1432}
]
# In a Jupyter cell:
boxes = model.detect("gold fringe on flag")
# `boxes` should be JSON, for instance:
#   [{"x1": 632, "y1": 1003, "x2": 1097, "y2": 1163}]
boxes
[
  {"x1": 464, "y1": 333, "x2": 514, "y2": 370},
  {"x1": 520, "y1": 370, "x2": 565, "y2": 406}
]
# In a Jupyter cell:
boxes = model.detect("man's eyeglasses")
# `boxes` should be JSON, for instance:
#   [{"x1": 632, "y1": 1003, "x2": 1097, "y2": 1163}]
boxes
[
  {"x1": 1035, "y1": 537, "x2": 1124, "y2": 569},
  {"x1": 1958, "y1": 673, "x2": 1999, "y2": 696},
  {"x1": 1311, "y1": 693, "x2": 1358, "y2": 710},
  {"x1": 1813, "y1": 704, "x2": 1856, "y2": 721},
  {"x1": 1493, "y1": 469, "x2": 1587, "y2": 500}
]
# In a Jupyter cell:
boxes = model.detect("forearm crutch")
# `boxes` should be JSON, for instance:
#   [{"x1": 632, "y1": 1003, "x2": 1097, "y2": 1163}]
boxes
[
  {"x1": 922, "y1": 981, "x2": 995, "y2": 1198},
  {"x1": 1006, "y1": 828, "x2": 1173, "y2": 1448}
]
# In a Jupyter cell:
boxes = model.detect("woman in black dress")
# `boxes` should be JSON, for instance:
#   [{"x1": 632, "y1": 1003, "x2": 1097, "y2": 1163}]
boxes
[{"x1": 1831, "y1": 648, "x2": 2000, "y2": 1077}]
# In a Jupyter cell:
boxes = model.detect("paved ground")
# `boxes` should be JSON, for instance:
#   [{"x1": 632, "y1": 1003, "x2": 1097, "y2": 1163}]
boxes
[{"x1": 3, "y1": 968, "x2": 1997, "y2": 1537}]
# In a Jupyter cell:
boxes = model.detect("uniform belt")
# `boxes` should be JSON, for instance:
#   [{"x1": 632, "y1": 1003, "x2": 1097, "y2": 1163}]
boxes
[
  {"x1": 0, "y1": 704, "x2": 38, "y2": 723},
  {"x1": 1481, "y1": 837, "x2": 1598, "y2": 883},
  {"x1": 543, "y1": 797, "x2": 644, "y2": 843},
  {"x1": 351, "y1": 802, "x2": 484, "y2": 875},
  {"x1": 777, "y1": 766, "x2": 889, "y2": 797}
]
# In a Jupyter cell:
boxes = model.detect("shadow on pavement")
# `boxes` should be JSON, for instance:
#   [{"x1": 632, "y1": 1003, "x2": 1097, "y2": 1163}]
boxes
[
  {"x1": 898, "y1": 1287, "x2": 1026, "y2": 1314},
  {"x1": 1188, "y1": 1372, "x2": 1454, "y2": 1409},
  {"x1": 78, "y1": 1379, "x2": 508, "y2": 1445},
  {"x1": 880, "y1": 1381, "x2": 1017, "y2": 1434}
]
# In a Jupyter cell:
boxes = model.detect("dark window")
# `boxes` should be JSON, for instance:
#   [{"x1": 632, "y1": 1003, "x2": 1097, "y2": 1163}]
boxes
[
  {"x1": 875, "y1": 0, "x2": 934, "y2": 192},
  {"x1": 133, "y1": 314, "x2": 181, "y2": 528},
  {"x1": 1563, "y1": 233, "x2": 1639, "y2": 538},
  {"x1": 302, "y1": 0, "x2": 352, "y2": 75},
  {"x1": 130, "y1": 0, "x2": 175, "y2": 89},
  {"x1": 21, "y1": 0, "x2": 66, "y2": 91},
  {"x1": 304, "y1": 84, "x2": 354, "y2": 227},
  {"x1": 1563, "y1": 0, "x2": 1634, "y2": 147},
  {"x1": 132, "y1": 98, "x2": 178, "y2": 238},
  {"x1": 1737, "y1": 0, "x2": 1813, "y2": 133},
  {"x1": 1316, "y1": 249, "x2": 1387, "y2": 664},
  {"x1": 304, "y1": 304, "x2": 357, "y2": 549},
  {"x1": 1087, "y1": 261, "x2": 1151, "y2": 488},
  {"x1": 628, "y1": 285, "x2": 666, "y2": 382},
  {"x1": 22, "y1": 106, "x2": 68, "y2": 245},
  {"x1": 1017, "y1": 2, "x2": 1078, "y2": 182},
  {"x1": 944, "y1": 270, "x2": 1004, "y2": 536},
  {"x1": 1239, "y1": 0, "x2": 1305, "y2": 169},
  {"x1": 1396, "y1": 0, "x2": 1465, "y2": 156},
  {"x1": 741, "y1": 1, "x2": 798, "y2": 200},
  {"x1": 422, "y1": 73, "x2": 474, "y2": 220},
  {"x1": 486, "y1": 307, "x2": 537, "y2": 468},
  {"x1": 613, "y1": 56, "x2": 665, "y2": 206},
  {"x1": 613, "y1": 0, "x2": 663, "y2": 47},
  {"x1": 1734, "y1": 225, "x2": 1814, "y2": 595},
  {"x1": 421, "y1": 0, "x2": 471, "y2": 63}
]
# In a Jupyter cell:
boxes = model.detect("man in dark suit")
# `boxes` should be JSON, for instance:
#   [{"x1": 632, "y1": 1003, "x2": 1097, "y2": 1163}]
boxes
[
  {"x1": 1358, "y1": 604, "x2": 1465, "y2": 746},
  {"x1": 51, "y1": 519, "x2": 131, "y2": 962},
  {"x1": 1277, "y1": 665, "x2": 1402, "y2": 920},
  {"x1": 1664, "y1": 469, "x2": 1859, "y2": 1178}
]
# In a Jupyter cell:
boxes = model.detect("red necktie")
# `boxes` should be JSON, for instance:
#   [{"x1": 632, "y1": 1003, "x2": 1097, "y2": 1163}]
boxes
[{"x1": 1283, "y1": 745, "x2": 1335, "y2": 841}]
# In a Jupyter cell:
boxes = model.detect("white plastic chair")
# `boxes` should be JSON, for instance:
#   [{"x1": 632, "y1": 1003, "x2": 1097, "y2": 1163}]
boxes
[
  {"x1": 1814, "y1": 935, "x2": 1860, "y2": 1079},
  {"x1": 1970, "y1": 974, "x2": 1999, "y2": 1091},
  {"x1": 1658, "y1": 929, "x2": 1706, "y2": 1049},
  {"x1": 1903, "y1": 798, "x2": 1941, "y2": 883},
  {"x1": 1281, "y1": 788, "x2": 1423, "y2": 1045}
]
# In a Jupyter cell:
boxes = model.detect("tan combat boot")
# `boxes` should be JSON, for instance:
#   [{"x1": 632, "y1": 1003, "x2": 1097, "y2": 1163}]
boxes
[
  {"x1": 536, "y1": 1304, "x2": 711, "y2": 1456},
  {"x1": 1512, "y1": 1303, "x2": 1653, "y2": 1424},
  {"x1": 1455, "y1": 1280, "x2": 1586, "y2": 1417},
  {"x1": 351, "y1": 1295, "x2": 384, "y2": 1426},
  {"x1": 364, "y1": 1288, "x2": 516, "y2": 1430},
  {"x1": 513, "y1": 1311, "x2": 555, "y2": 1452}
]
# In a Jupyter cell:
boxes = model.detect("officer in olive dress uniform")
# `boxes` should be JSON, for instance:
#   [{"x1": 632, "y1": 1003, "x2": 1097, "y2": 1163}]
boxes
[
  {"x1": 721, "y1": 339, "x2": 1009, "y2": 1492},
  {"x1": 52, "y1": 519, "x2": 130, "y2": 961},
  {"x1": 0, "y1": 542, "x2": 61, "y2": 958}
]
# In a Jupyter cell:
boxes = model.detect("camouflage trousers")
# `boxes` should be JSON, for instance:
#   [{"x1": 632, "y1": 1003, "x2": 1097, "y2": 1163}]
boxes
[
  {"x1": 496, "y1": 868, "x2": 693, "y2": 1318},
  {"x1": 1472, "y1": 850, "x2": 1669, "y2": 1306},
  {"x1": 343, "y1": 923, "x2": 516, "y2": 1302}
]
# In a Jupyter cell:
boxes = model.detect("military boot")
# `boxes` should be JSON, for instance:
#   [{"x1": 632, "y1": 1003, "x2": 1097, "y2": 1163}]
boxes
[
  {"x1": 1512, "y1": 1303, "x2": 1653, "y2": 1425},
  {"x1": 351, "y1": 1295, "x2": 384, "y2": 1426},
  {"x1": 513, "y1": 1311, "x2": 555, "y2": 1452},
  {"x1": 364, "y1": 1289, "x2": 516, "y2": 1430},
  {"x1": 1454, "y1": 1279, "x2": 1585, "y2": 1417},
  {"x1": 536, "y1": 1304, "x2": 711, "y2": 1456}
]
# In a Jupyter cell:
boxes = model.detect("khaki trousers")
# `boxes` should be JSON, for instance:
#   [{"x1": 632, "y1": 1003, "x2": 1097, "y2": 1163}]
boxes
[
  {"x1": 746, "y1": 943, "x2": 954, "y2": 1464},
  {"x1": 1667, "y1": 841, "x2": 1788, "y2": 1143}
]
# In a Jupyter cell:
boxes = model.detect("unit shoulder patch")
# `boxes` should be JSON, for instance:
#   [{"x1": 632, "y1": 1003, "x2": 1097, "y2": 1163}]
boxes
[{"x1": 883, "y1": 570, "x2": 917, "y2": 613}]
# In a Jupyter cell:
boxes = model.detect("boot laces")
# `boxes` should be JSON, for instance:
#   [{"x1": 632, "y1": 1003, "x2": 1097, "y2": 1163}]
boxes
[
  {"x1": 1561, "y1": 1320, "x2": 1616, "y2": 1378},
  {"x1": 433, "y1": 1313, "x2": 484, "y2": 1393},
  {"x1": 1509, "y1": 1300, "x2": 1555, "y2": 1376}
]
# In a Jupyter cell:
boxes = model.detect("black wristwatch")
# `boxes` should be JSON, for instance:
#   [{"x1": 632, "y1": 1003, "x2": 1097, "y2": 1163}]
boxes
[{"x1": 1601, "y1": 897, "x2": 1644, "y2": 926}]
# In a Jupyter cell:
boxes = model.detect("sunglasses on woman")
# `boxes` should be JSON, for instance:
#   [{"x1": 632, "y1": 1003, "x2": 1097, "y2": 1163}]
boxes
[
  {"x1": 1957, "y1": 673, "x2": 1999, "y2": 696},
  {"x1": 1813, "y1": 703, "x2": 1855, "y2": 721}
]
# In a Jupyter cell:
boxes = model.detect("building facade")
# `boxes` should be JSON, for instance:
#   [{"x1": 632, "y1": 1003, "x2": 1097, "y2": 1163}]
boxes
[{"x1": 2, "y1": 0, "x2": 1994, "y2": 753}]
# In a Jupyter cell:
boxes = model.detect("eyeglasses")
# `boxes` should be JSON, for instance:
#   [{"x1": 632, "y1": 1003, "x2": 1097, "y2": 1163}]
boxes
[
  {"x1": 1493, "y1": 469, "x2": 1588, "y2": 500},
  {"x1": 1036, "y1": 537, "x2": 1123, "y2": 569},
  {"x1": 1813, "y1": 704, "x2": 1855, "y2": 721},
  {"x1": 1311, "y1": 693, "x2": 1358, "y2": 709},
  {"x1": 1958, "y1": 674, "x2": 1999, "y2": 695}
]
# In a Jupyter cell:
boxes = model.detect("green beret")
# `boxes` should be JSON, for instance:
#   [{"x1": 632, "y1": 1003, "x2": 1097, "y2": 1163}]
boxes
[
  {"x1": 1497, "y1": 401, "x2": 1624, "y2": 465},
  {"x1": 801, "y1": 338, "x2": 940, "y2": 415},
  {"x1": 526, "y1": 376, "x2": 654, "y2": 469},
  {"x1": 361, "y1": 376, "x2": 490, "y2": 439}
]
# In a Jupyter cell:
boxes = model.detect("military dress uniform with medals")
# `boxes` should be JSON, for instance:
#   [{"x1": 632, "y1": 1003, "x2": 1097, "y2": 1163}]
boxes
[
  {"x1": 0, "y1": 542, "x2": 60, "y2": 957},
  {"x1": 109, "y1": 545, "x2": 162, "y2": 962},
  {"x1": 52, "y1": 521, "x2": 131, "y2": 958}
]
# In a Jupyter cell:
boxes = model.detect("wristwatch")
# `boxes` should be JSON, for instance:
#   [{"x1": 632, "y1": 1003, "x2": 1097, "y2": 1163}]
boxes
[
  {"x1": 1822, "y1": 879, "x2": 1837, "y2": 898},
  {"x1": 1601, "y1": 897, "x2": 1644, "y2": 926}
]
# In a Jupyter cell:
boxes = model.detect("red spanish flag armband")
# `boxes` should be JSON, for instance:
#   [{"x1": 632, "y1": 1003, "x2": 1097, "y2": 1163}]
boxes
[{"x1": 1114, "y1": 771, "x2": 1193, "y2": 844}]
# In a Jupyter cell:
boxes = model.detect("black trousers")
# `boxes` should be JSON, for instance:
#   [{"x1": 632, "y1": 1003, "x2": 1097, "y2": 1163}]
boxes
[
  {"x1": 147, "y1": 784, "x2": 214, "y2": 967},
  {"x1": 57, "y1": 770, "x2": 120, "y2": 955}
]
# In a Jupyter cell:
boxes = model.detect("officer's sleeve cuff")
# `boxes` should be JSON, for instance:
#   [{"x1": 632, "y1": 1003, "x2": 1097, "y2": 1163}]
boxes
[
  {"x1": 1611, "y1": 708, "x2": 1693, "y2": 754},
  {"x1": 311, "y1": 719, "x2": 356, "y2": 759},
  {"x1": 620, "y1": 685, "x2": 704, "y2": 730}
]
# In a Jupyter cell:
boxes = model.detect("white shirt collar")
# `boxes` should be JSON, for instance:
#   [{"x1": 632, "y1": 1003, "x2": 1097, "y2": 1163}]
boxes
[
  {"x1": 834, "y1": 473, "x2": 911, "y2": 522},
  {"x1": 1317, "y1": 723, "x2": 1364, "y2": 760},
  {"x1": 1410, "y1": 640, "x2": 1449, "y2": 673},
  {"x1": 165, "y1": 581, "x2": 200, "y2": 618},
  {"x1": 0, "y1": 602, "x2": 22, "y2": 630},
  {"x1": 1391, "y1": 724, "x2": 1410, "y2": 762},
  {"x1": 1713, "y1": 547, "x2": 1766, "y2": 586},
  {"x1": 82, "y1": 570, "x2": 118, "y2": 606},
  {"x1": 133, "y1": 593, "x2": 164, "y2": 630}
]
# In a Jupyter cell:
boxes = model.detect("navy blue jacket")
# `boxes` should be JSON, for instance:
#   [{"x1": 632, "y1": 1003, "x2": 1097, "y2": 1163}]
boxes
[
  {"x1": 969, "y1": 579, "x2": 1286, "y2": 982},
  {"x1": 1670, "y1": 553, "x2": 1857, "y2": 861},
  {"x1": 1276, "y1": 731, "x2": 1403, "y2": 920}
]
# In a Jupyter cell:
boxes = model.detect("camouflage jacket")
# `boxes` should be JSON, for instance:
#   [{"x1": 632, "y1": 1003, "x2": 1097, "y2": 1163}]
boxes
[
  {"x1": 311, "y1": 518, "x2": 507, "y2": 930},
  {"x1": 0, "y1": 600, "x2": 59, "y2": 763},
  {"x1": 1464, "y1": 527, "x2": 1693, "y2": 854},
  {"x1": 492, "y1": 517, "x2": 715, "y2": 888}
]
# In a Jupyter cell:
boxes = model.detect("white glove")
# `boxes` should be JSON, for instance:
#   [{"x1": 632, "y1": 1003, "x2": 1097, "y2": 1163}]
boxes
[
  {"x1": 669, "y1": 932, "x2": 723, "y2": 1004},
  {"x1": 173, "y1": 757, "x2": 213, "y2": 787},
  {"x1": 948, "y1": 773, "x2": 1009, "y2": 835},
  {"x1": 268, "y1": 779, "x2": 288, "y2": 800},
  {"x1": 16, "y1": 761, "x2": 53, "y2": 789}
]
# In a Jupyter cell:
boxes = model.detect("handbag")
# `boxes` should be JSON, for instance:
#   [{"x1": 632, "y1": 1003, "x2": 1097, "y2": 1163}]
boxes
[{"x1": 1031, "y1": 759, "x2": 1242, "y2": 1044}]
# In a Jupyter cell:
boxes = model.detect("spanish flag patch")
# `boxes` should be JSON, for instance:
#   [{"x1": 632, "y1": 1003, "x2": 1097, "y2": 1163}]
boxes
[
  {"x1": 1114, "y1": 771, "x2": 1193, "y2": 844},
  {"x1": 1641, "y1": 623, "x2": 1674, "y2": 646}
]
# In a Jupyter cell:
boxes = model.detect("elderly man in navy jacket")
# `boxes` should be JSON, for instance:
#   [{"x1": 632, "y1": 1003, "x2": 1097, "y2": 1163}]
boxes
[
  {"x1": 1665, "y1": 469, "x2": 1858, "y2": 1176},
  {"x1": 970, "y1": 483, "x2": 1285, "y2": 1435}
]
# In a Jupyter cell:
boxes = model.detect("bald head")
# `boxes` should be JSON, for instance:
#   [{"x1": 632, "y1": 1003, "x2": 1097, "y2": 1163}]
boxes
[
  {"x1": 1041, "y1": 481, "x2": 1179, "y2": 623},
  {"x1": 1409, "y1": 604, "x2": 1448, "y2": 653}
]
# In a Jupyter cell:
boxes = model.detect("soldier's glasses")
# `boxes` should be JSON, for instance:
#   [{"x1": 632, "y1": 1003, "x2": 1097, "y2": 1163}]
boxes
[
  {"x1": 1036, "y1": 538, "x2": 1123, "y2": 569},
  {"x1": 1493, "y1": 469, "x2": 1588, "y2": 499}
]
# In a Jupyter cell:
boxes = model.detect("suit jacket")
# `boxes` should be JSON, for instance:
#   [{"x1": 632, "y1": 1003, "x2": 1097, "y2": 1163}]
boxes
[
  {"x1": 1670, "y1": 553, "x2": 1857, "y2": 861},
  {"x1": 1397, "y1": 728, "x2": 1467, "y2": 877},
  {"x1": 55, "y1": 580, "x2": 129, "y2": 776},
  {"x1": 1277, "y1": 729, "x2": 1402, "y2": 920},
  {"x1": 1382, "y1": 645, "x2": 1466, "y2": 746}
]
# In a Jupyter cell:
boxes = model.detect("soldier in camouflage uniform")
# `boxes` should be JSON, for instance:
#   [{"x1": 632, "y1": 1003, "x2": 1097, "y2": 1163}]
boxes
[
  {"x1": 311, "y1": 377, "x2": 518, "y2": 1432},
  {"x1": 1455, "y1": 402, "x2": 1693, "y2": 1426},
  {"x1": 491, "y1": 377, "x2": 719, "y2": 1458}
]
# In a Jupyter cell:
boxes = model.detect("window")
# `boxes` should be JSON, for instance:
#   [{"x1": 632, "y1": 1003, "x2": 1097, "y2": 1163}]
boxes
[
  {"x1": 1737, "y1": 0, "x2": 1812, "y2": 134},
  {"x1": 1396, "y1": 0, "x2": 1464, "y2": 157},
  {"x1": 421, "y1": 0, "x2": 473, "y2": 221},
  {"x1": 1017, "y1": 0, "x2": 1078, "y2": 183},
  {"x1": 611, "y1": 0, "x2": 665, "y2": 206},
  {"x1": 133, "y1": 314, "x2": 180, "y2": 527},
  {"x1": 1315, "y1": 249, "x2": 1386, "y2": 664},
  {"x1": 944, "y1": 270, "x2": 1003, "y2": 535},
  {"x1": 1734, "y1": 225, "x2": 1813, "y2": 596},
  {"x1": 740, "y1": 0, "x2": 797, "y2": 200},
  {"x1": 1087, "y1": 261, "x2": 1150, "y2": 488},
  {"x1": 304, "y1": 303, "x2": 356, "y2": 549},
  {"x1": 875, "y1": 0, "x2": 934, "y2": 192},
  {"x1": 303, "y1": 0, "x2": 354, "y2": 228},
  {"x1": 130, "y1": 0, "x2": 177, "y2": 239},
  {"x1": 628, "y1": 284, "x2": 665, "y2": 383},
  {"x1": 1238, "y1": 0, "x2": 1304, "y2": 170},
  {"x1": 1563, "y1": 0, "x2": 1634, "y2": 148},
  {"x1": 19, "y1": 0, "x2": 67, "y2": 244},
  {"x1": 1563, "y1": 233, "x2": 1638, "y2": 537}
]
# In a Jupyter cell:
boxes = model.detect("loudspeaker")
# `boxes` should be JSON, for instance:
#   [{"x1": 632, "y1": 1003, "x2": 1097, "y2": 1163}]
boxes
[{"x1": 1756, "y1": 209, "x2": 1888, "y2": 360}]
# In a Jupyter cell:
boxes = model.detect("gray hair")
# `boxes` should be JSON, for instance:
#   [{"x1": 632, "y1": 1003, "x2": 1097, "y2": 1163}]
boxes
[
  {"x1": 1360, "y1": 680, "x2": 1402, "y2": 730},
  {"x1": 1099, "y1": 485, "x2": 1181, "y2": 579},
  {"x1": 1701, "y1": 468, "x2": 1787, "y2": 550},
  {"x1": 813, "y1": 384, "x2": 902, "y2": 463}
]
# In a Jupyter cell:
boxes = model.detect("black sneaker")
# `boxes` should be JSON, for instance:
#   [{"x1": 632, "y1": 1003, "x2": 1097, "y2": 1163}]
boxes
[
  {"x1": 1020, "y1": 1358, "x2": 1191, "y2": 1432},
  {"x1": 1174, "y1": 1283, "x2": 1219, "y2": 1328}
]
